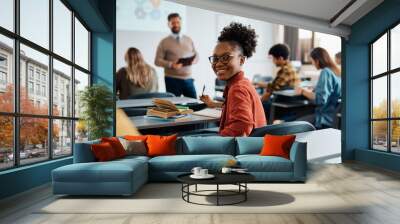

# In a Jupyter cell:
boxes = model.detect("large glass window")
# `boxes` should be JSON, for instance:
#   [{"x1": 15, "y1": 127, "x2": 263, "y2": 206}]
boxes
[
  {"x1": 370, "y1": 23, "x2": 400, "y2": 154},
  {"x1": 53, "y1": 59, "x2": 72, "y2": 117},
  {"x1": 74, "y1": 69, "x2": 89, "y2": 118},
  {"x1": 0, "y1": 116, "x2": 13, "y2": 170},
  {"x1": 20, "y1": 44, "x2": 49, "y2": 115},
  {"x1": 0, "y1": 0, "x2": 14, "y2": 31},
  {"x1": 19, "y1": 117, "x2": 49, "y2": 165},
  {"x1": 0, "y1": 35, "x2": 14, "y2": 113},
  {"x1": 53, "y1": 119, "x2": 72, "y2": 158},
  {"x1": 372, "y1": 34, "x2": 387, "y2": 77},
  {"x1": 390, "y1": 24, "x2": 400, "y2": 70},
  {"x1": 74, "y1": 18, "x2": 89, "y2": 70},
  {"x1": 0, "y1": 0, "x2": 91, "y2": 170},
  {"x1": 285, "y1": 27, "x2": 341, "y2": 64},
  {"x1": 20, "y1": 0, "x2": 49, "y2": 49},
  {"x1": 53, "y1": 0, "x2": 72, "y2": 60}
]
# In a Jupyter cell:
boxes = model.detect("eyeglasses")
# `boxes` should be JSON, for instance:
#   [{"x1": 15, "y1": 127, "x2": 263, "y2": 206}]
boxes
[{"x1": 208, "y1": 54, "x2": 235, "y2": 64}]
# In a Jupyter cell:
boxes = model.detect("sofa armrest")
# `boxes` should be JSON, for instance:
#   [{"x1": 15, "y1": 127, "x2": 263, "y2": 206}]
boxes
[
  {"x1": 289, "y1": 141, "x2": 307, "y2": 181},
  {"x1": 73, "y1": 140, "x2": 99, "y2": 163}
]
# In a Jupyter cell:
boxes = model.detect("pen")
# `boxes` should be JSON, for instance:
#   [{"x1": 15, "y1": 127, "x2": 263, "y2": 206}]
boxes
[{"x1": 201, "y1": 85, "x2": 205, "y2": 96}]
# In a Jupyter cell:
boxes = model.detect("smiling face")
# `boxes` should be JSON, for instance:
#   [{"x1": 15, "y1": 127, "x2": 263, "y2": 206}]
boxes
[
  {"x1": 168, "y1": 17, "x2": 181, "y2": 34},
  {"x1": 211, "y1": 42, "x2": 244, "y2": 81}
]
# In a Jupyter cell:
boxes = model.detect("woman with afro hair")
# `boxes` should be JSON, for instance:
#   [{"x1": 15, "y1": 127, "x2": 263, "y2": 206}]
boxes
[{"x1": 200, "y1": 22, "x2": 266, "y2": 136}]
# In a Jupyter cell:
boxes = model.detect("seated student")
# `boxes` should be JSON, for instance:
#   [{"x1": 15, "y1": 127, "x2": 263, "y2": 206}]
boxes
[
  {"x1": 254, "y1": 44, "x2": 300, "y2": 119},
  {"x1": 295, "y1": 47, "x2": 341, "y2": 129},
  {"x1": 116, "y1": 47, "x2": 158, "y2": 100},
  {"x1": 255, "y1": 44, "x2": 300, "y2": 101},
  {"x1": 200, "y1": 22, "x2": 266, "y2": 136}
]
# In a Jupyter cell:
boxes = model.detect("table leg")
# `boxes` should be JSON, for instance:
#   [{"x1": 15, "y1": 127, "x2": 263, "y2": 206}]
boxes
[
  {"x1": 181, "y1": 184, "x2": 183, "y2": 199},
  {"x1": 245, "y1": 183, "x2": 247, "y2": 201},
  {"x1": 187, "y1": 184, "x2": 190, "y2": 202},
  {"x1": 217, "y1": 184, "x2": 219, "y2": 206}
]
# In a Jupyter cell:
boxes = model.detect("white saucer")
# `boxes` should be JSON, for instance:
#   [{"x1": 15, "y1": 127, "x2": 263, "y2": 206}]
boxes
[{"x1": 190, "y1": 174, "x2": 215, "y2": 179}]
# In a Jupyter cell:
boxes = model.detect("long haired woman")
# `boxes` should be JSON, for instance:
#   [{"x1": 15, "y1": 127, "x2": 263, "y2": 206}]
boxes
[
  {"x1": 116, "y1": 47, "x2": 158, "y2": 99},
  {"x1": 296, "y1": 47, "x2": 341, "y2": 129}
]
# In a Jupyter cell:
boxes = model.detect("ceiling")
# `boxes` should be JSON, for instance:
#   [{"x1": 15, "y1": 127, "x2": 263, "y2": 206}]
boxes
[
  {"x1": 226, "y1": 0, "x2": 352, "y2": 23},
  {"x1": 168, "y1": 0, "x2": 384, "y2": 37}
]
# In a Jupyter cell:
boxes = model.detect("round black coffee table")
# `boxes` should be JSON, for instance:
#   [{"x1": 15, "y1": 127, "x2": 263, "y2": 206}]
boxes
[{"x1": 177, "y1": 173, "x2": 255, "y2": 206}]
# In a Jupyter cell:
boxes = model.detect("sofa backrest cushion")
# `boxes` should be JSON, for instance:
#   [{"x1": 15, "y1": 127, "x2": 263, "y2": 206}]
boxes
[
  {"x1": 236, "y1": 137, "x2": 263, "y2": 155},
  {"x1": 73, "y1": 139, "x2": 100, "y2": 163},
  {"x1": 90, "y1": 142, "x2": 118, "y2": 161},
  {"x1": 179, "y1": 137, "x2": 235, "y2": 155}
]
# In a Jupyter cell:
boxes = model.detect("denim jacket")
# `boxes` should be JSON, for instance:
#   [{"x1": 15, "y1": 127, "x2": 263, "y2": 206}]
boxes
[{"x1": 314, "y1": 67, "x2": 341, "y2": 128}]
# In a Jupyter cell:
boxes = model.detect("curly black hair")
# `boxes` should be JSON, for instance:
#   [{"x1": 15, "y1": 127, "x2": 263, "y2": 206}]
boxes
[
  {"x1": 217, "y1": 22, "x2": 257, "y2": 58},
  {"x1": 268, "y1": 44, "x2": 290, "y2": 60}
]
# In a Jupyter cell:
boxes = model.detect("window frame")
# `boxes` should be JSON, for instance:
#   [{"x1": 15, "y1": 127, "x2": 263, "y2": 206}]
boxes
[
  {"x1": 0, "y1": 0, "x2": 92, "y2": 171},
  {"x1": 370, "y1": 20, "x2": 400, "y2": 154}
]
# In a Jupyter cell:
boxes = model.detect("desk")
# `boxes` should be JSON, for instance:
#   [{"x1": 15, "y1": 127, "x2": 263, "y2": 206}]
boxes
[
  {"x1": 130, "y1": 115, "x2": 219, "y2": 134},
  {"x1": 117, "y1": 97, "x2": 202, "y2": 109},
  {"x1": 269, "y1": 91, "x2": 315, "y2": 123},
  {"x1": 273, "y1": 89, "x2": 300, "y2": 97}
]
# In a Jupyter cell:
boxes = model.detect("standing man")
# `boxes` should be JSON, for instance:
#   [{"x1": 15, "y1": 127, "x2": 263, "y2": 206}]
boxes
[{"x1": 155, "y1": 13, "x2": 199, "y2": 98}]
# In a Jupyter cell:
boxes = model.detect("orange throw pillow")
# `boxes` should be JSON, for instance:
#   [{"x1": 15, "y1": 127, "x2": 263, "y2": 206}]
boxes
[
  {"x1": 259, "y1": 134, "x2": 296, "y2": 159},
  {"x1": 124, "y1": 135, "x2": 148, "y2": 141},
  {"x1": 146, "y1": 135, "x2": 177, "y2": 157},
  {"x1": 91, "y1": 142, "x2": 117, "y2": 162},
  {"x1": 101, "y1": 137, "x2": 126, "y2": 158}
]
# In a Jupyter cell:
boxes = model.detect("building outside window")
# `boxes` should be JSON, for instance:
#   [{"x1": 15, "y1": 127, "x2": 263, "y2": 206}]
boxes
[
  {"x1": 0, "y1": 54, "x2": 7, "y2": 87},
  {"x1": 28, "y1": 81, "x2": 34, "y2": 94},
  {"x1": 35, "y1": 83, "x2": 40, "y2": 95},
  {"x1": 41, "y1": 85, "x2": 46, "y2": 97},
  {"x1": 41, "y1": 73, "x2": 46, "y2": 83},
  {"x1": 0, "y1": 71, "x2": 6, "y2": 85},
  {"x1": 0, "y1": 54, "x2": 7, "y2": 67},
  {"x1": 35, "y1": 70, "x2": 40, "y2": 81},
  {"x1": 28, "y1": 66, "x2": 34, "y2": 80}
]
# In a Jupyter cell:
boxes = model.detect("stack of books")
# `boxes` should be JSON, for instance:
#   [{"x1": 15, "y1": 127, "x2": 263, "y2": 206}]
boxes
[{"x1": 146, "y1": 98, "x2": 193, "y2": 119}]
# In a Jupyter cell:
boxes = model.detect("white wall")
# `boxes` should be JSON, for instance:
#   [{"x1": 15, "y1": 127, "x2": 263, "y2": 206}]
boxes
[{"x1": 116, "y1": 5, "x2": 277, "y2": 97}]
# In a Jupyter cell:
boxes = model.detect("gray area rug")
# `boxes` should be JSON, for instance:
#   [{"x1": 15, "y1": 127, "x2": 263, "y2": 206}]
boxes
[{"x1": 38, "y1": 183, "x2": 362, "y2": 214}]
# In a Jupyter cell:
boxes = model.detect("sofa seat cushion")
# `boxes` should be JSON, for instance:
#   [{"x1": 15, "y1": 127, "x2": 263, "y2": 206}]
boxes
[
  {"x1": 236, "y1": 155, "x2": 293, "y2": 172},
  {"x1": 116, "y1": 155, "x2": 150, "y2": 163},
  {"x1": 149, "y1": 154, "x2": 235, "y2": 172},
  {"x1": 53, "y1": 159, "x2": 147, "y2": 183}
]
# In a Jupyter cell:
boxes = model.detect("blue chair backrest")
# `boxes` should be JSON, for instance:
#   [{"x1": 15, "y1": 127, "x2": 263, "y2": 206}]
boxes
[{"x1": 249, "y1": 121, "x2": 315, "y2": 137}]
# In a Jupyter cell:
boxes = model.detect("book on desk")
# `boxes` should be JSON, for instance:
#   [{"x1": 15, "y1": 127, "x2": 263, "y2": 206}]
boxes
[{"x1": 146, "y1": 98, "x2": 193, "y2": 119}]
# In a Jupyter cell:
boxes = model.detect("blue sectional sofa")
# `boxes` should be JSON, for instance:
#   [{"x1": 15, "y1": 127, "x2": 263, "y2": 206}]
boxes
[{"x1": 52, "y1": 136, "x2": 307, "y2": 196}]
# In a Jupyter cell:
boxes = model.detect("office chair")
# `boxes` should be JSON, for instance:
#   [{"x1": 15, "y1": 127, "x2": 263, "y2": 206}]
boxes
[
  {"x1": 333, "y1": 99, "x2": 342, "y2": 130},
  {"x1": 253, "y1": 74, "x2": 272, "y2": 95},
  {"x1": 249, "y1": 121, "x2": 315, "y2": 137},
  {"x1": 122, "y1": 108, "x2": 148, "y2": 117},
  {"x1": 214, "y1": 79, "x2": 226, "y2": 102},
  {"x1": 128, "y1": 92, "x2": 175, "y2": 99}
]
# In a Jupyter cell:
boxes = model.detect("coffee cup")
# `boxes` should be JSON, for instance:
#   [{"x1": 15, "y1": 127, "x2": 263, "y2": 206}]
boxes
[
  {"x1": 191, "y1": 167, "x2": 202, "y2": 176},
  {"x1": 221, "y1": 167, "x2": 232, "y2": 174},
  {"x1": 199, "y1": 169, "x2": 208, "y2": 176}
]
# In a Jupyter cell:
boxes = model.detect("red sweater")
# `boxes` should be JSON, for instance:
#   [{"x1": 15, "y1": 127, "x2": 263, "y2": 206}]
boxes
[{"x1": 219, "y1": 71, "x2": 266, "y2": 136}]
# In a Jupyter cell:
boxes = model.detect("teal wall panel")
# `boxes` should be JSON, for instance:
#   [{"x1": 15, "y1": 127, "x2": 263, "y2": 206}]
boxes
[
  {"x1": 344, "y1": 0, "x2": 400, "y2": 171},
  {"x1": 0, "y1": 158, "x2": 72, "y2": 199}
]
